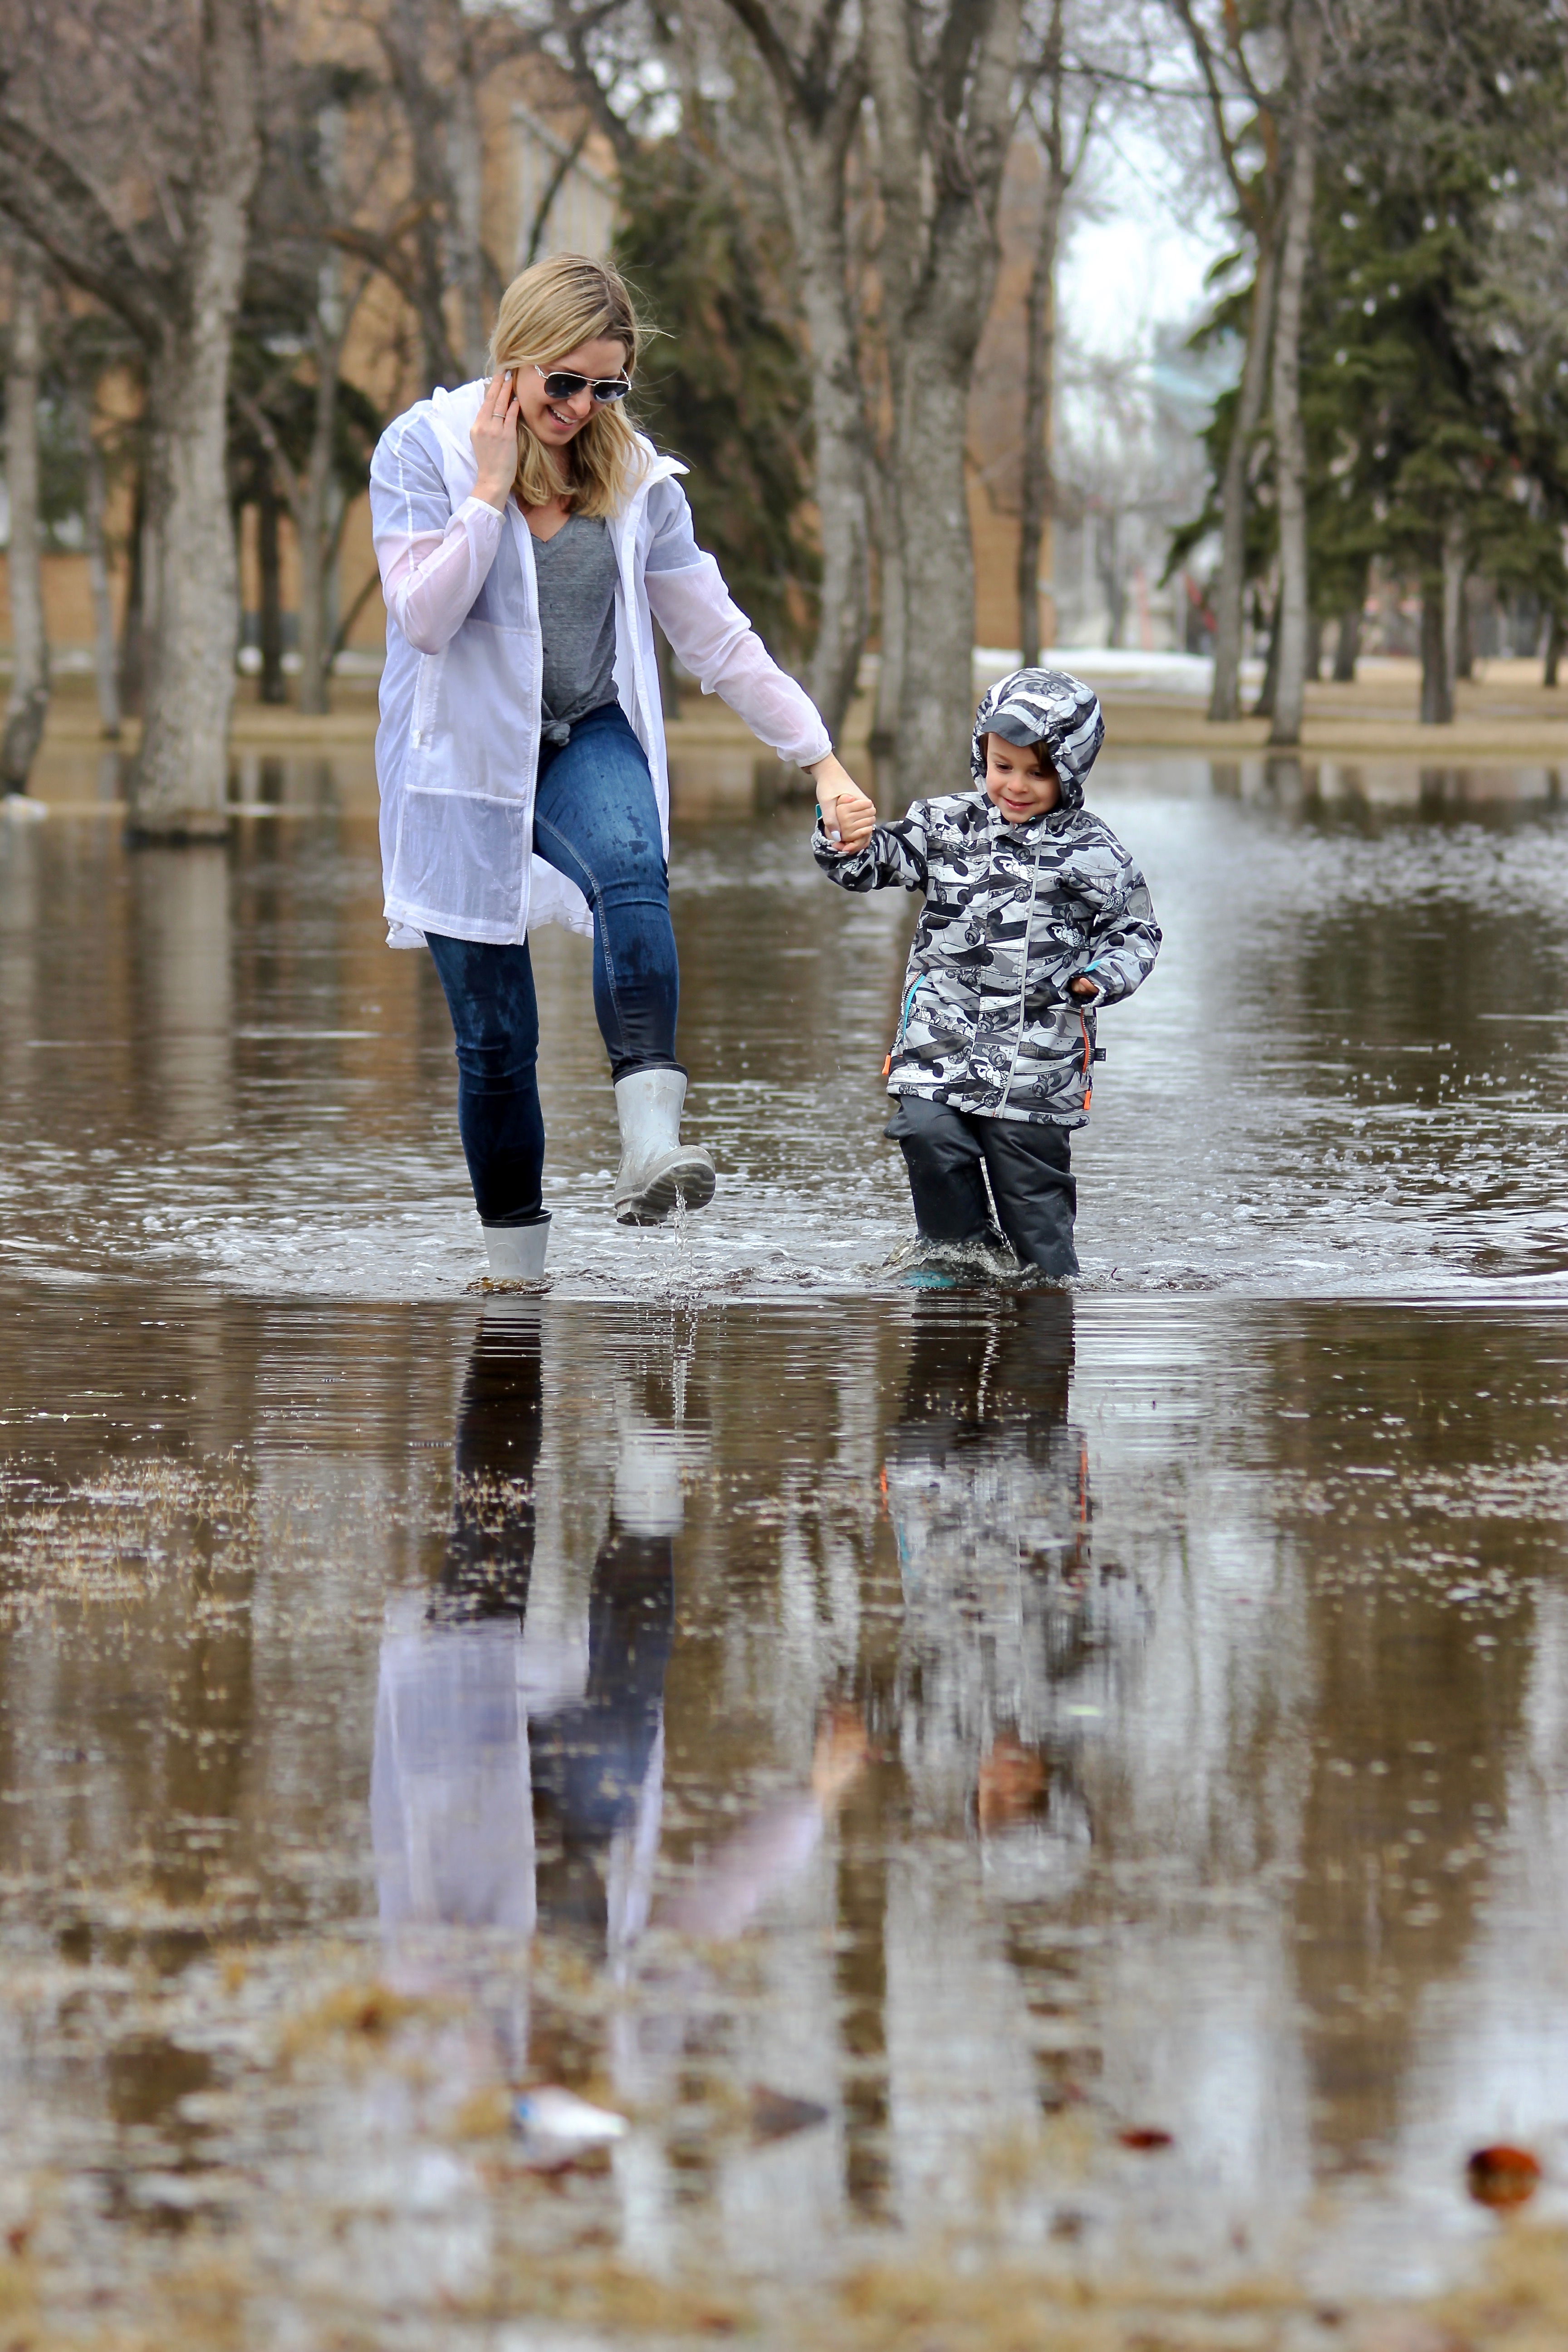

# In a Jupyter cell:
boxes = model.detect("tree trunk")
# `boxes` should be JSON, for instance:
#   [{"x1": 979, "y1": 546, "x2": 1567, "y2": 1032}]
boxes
[
  {"x1": 1545, "y1": 605, "x2": 1561, "y2": 688},
  {"x1": 130, "y1": 0, "x2": 261, "y2": 834},
  {"x1": 892, "y1": 359, "x2": 980, "y2": 785},
  {"x1": 257, "y1": 480, "x2": 286, "y2": 705},
  {"x1": 1094, "y1": 510, "x2": 1124, "y2": 649},
  {"x1": 74, "y1": 387, "x2": 121, "y2": 738},
  {"x1": 1442, "y1": 523, "x2": 1465, "y2": 692},
  {"x1": 1332, "y1": 598, "x2": 1361, "y2": 682},
  {"x1": 1253, "y1": 583, "x2": 1282, "y2": 719},
  {"x1": 448, "y1": 35, "x2": 489, "y2": 379},
  {"x1": 2, "y1": 238, "x2": 48, "y2": 795},
  {"x1": 1209, "y1": 236, "x2": 1278, "y2": 721},
  {"x1": 764, "y1": 81, "x2": 871, "y2": 746},
  {"x1": 294, "y1": 99, "x2": 345, "y2": 717},
  {"x1": 1017, "y1": 143, "x2": 1064, "y2": 668},
  {"x1": 870, "y1": 464, "x2": 904, "y2": 756},
  {"x1": 1305, "y1": 611, "x2": 1322, "y2": 680},
  {"x1": 118, "y1": 456, "x2": 146, "y2": 718},
  {"x1": 866, "y1": 0, "x2": 1025, "y2": 793},
  {"x1": 293, "y1": 353, "x2": 336, "y2": 716},
  {"x1": 1419, "y1": 577, "x2": 1451, "y2": 724},
  {"x1": 382, "y1": 0, "x2": 464, "y2": 391},
  {"x1": 709, "y1": 12, "x2": 873, "y2": 746},
  {"x1": 793, "y1": 146, "x2": 872, "y2": 743},
  {"x1": 1266, "y1": 5, "x2": 1320, "y2": 751}
]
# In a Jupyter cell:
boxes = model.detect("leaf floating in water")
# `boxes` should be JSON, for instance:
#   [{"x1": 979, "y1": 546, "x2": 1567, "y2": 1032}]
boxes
[
  {"x1": 1466, "y1": 2143, "x2": 1540, "y2": 2207},
  {"x1": 1118, "y1": 2127, "x2": 1174, "y2": 2151},
  {"x1": 751, "y1": 2085, "x2": 829, "y2": 2142}
]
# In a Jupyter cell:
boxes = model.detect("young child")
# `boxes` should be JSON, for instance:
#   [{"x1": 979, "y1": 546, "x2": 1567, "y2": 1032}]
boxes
[{"x1": 815, "y1": 666, "x2": 1160, "y2": 1281}]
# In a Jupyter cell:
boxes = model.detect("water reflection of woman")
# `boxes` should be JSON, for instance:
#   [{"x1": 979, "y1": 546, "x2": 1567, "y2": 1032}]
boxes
[
  {"x1": 372, "y1": 1308, "x2": 672, "y2": 1960},
  {"x1": 371, "y1": 1309, "x2": 866, "y2": 2051},
  {"x1": 368, "y1": 255, "x2": 877, "y2": 1284}
]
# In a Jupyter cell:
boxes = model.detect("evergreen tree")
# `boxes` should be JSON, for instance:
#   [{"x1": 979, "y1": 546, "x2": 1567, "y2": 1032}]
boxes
[{"x1": 1174, "y1": 0, "x2": 1568, "y2": 718}]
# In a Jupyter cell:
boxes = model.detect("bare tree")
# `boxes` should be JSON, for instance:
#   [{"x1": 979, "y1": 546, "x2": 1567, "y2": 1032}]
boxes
[
  {"x1": 64, "y1": 374, "x2": 121, "y2": 737},
  {"x1": 866, "y1": 0, "x2": 1026, "y2": 791},
  {"x1": 1014, "y1": 0, "x2": 1101, "y2": 666},
  {"x1": 238, "y1": 69, "x2": 381, "y2": 715},
  {"x1": 0, "y1": 0, "x2": 262, "y2": 834},
  {"x1": 1266, "y1": 0, "x2": 1321, "y2": 748},
  {"x1": 1, "y1": 235, "x2": 48, "y2": 795},
  {"x1": 1168, "y1": 0, "x2": 1284, "y2": 723},
  {"x1": 717, "y1": 1, "x2": 873, "y2": 742},
  {"x1": 335, "y1": 0, "x2": 559, "y2": 395}
]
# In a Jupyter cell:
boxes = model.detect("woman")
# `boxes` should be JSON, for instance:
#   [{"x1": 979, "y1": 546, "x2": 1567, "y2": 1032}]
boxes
[{"x1": 369, "y1": 253, "x2": 876, "y2": 1282}]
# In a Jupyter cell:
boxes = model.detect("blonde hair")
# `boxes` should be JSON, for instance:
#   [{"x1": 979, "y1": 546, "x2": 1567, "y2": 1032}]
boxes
[{"x1": 488, "y1": 253, "x2": 647, "y2": 519}]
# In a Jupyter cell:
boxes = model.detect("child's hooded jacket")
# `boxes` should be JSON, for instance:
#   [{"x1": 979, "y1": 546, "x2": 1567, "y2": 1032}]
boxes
[{"x1": 813, "y1": 667, "x2": 1160, "y2": 1128}]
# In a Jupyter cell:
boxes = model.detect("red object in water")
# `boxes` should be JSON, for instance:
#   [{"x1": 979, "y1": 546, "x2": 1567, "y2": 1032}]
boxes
[
  {"x1": 1466, "y1": 2144, "x2": 1541, "y2": 2208},
  {"x1": 1118, "y1": 2126, "x2": 1174, "y2": 2151}
]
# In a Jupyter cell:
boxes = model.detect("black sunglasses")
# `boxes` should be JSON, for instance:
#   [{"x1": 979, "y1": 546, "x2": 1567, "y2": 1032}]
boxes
[{"x1": 534, "y1": 365, "x2": 631, "y2": 404}]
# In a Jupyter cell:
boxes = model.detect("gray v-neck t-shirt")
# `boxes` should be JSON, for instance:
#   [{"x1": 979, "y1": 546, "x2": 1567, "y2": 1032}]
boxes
[{"x1": 532, "y1": 513, "x2": 619, "y2": 744}]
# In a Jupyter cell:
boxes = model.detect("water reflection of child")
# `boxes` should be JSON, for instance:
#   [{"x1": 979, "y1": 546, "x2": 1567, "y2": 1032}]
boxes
[
  {"x1": 816, "y1": 668, "x2": 1160, "y2": 1280},
  {"x1": 884, "y1": 1294, "x2": 1145, "y2": 1886}
]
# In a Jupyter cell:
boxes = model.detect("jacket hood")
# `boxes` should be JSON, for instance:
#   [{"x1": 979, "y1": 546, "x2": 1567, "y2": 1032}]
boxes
[
  {"x1": 970, "y1": 666, "x2": 1105, "y2": 812},
  {"x1": 422, "y1": 379, "x2": 681, "y2": 512}
]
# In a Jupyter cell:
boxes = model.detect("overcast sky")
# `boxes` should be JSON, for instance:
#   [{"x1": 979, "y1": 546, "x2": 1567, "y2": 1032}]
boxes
[{"x1": 1055, "y1": 114, "x2": 1234, "y2": 365}]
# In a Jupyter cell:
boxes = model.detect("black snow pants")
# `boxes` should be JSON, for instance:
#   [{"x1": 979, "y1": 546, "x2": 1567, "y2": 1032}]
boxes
[{"x1": 886, "y1": 1093, "x2": 1078, "y2": 1281}]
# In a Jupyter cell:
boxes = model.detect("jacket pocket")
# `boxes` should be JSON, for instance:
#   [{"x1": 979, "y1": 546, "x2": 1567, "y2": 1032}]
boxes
[
  {"x1": 407, "y1": 619, "x2": 537, "y2": 799},
  {"x1": 389, "y1": 789, "x2": 534, "y2": 937}
]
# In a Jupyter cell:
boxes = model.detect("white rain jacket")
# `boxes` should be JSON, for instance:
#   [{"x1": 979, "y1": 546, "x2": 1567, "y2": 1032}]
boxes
[{"x1": 369, "y1": 381, "x2": 833, "y2": 947}]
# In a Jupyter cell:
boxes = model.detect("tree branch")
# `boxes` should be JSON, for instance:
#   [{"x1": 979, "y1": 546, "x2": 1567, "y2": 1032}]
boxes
[
  {"x1": 719, "y1": 0, "x2": 806, "y2": 106},
  {"x1": 0, "y1": 108, "x2": 166, "y2": 343},
  {"x1": 549, "y1": 0, "x2": 642, "y2": 171},
  {"x1": 523, "y1": 120, "x2": 591, "y2": 266},
  {"x1": 1166, "y1": 0, "x2": 1248, "y2": 206},
  {"x1": 232, "y1": 382, "x2": 303, "y2": 517}
]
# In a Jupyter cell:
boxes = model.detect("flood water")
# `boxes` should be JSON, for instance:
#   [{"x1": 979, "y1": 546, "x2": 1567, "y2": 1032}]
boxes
[{"x1": 1, "y1": 751, "x2": 1568, "y2": 2344}]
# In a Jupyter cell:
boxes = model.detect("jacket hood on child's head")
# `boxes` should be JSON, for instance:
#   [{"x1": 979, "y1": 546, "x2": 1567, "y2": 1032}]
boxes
[{"x1": 971, "y1": 667, "x2": 1105, "y2": 811}]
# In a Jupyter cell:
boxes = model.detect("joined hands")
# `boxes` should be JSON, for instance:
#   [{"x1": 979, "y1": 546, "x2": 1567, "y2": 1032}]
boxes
[{"x1": 811, "y1": 751, "x2": 876, "y2": 852}]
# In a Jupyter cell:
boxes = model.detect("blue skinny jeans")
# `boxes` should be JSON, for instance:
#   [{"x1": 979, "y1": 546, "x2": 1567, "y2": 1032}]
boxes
[{"x1": 426, "y1": 703, "x2": 680, "y2": 1225}]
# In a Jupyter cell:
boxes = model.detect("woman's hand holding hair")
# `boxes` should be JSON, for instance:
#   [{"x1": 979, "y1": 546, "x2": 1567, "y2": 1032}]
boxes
[
  {"x1": 808, "y1": 751, "x2": 877, "y2": 853},
  {"x1": 470, "y1": 370, "x2": 521, "y2": 510}
]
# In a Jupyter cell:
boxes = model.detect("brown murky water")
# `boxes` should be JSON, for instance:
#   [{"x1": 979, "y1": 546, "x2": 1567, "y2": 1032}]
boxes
[{"x1": 1, "y1": 753, "x2": 1568, "y2": 2345}]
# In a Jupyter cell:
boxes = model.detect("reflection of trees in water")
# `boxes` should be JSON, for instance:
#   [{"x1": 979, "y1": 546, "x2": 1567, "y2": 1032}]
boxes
[{"x1": 1265, "y1": 1316, "x2": 1539, "y2": 2162}]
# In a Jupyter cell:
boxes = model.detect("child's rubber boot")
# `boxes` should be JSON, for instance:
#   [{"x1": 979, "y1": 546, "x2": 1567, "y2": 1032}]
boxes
[
  {"x1": 482, "y1": 1210, "x2": 551, "y2": 1284},
  {"x1": 612, "y1": 1069, "x2": 715, "y2": 1226}
]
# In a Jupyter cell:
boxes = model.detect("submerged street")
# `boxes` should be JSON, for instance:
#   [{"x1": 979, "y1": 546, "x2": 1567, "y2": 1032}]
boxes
[{"x1": 2, "y1": 754, "x2": 1568, "y2": 2342}]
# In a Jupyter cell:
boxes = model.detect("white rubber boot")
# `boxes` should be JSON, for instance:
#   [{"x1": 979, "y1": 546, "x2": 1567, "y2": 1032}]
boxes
[
  {"x1": 481, "y1": 1211, "x2": 551, "y2": 1284},
  {"x1": 612, "y1": 1069, "x2": 715, "y2": 1226}
]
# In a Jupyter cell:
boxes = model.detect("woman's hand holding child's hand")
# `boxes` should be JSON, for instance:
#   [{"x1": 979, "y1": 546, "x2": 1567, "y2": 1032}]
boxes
[
  {"x1": 810, "y1": 752, "x2": 877, "y2": 853},
  {"x1": 470, "y1": 370, "x2": 521, "y2": 510}
]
